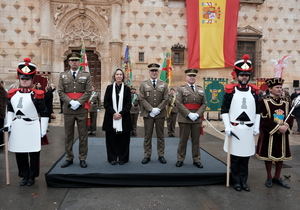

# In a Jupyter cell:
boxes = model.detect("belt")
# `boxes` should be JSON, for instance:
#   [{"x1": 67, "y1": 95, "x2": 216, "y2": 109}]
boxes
[
  {"x1": 13, "y1": 117, "x2": 38, "y2": 122},
  {"x1": 231, "y1": 122, "x2": 254, "y2": 127}
]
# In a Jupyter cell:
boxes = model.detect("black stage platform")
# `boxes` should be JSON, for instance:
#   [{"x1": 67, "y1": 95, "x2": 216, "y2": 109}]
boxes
[{"x1": 45, "y1": 137, "x2": 226, "y2": 187}]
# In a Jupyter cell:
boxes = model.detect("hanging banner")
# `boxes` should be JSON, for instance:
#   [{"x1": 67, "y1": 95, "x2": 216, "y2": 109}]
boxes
[
  {"x1": 187, "y1": 0, "x2": 239, "y2": 69},
  {"x1": 204, "y1": 78, "x2": 228, "y2": 111}
]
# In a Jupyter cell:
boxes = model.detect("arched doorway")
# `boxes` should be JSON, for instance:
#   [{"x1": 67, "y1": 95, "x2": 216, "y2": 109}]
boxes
[{"x1": 64, "y1": 49, "x2": 101, "y2": 93}]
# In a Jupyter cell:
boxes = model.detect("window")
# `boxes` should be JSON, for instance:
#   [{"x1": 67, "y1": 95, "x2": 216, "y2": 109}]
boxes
[
  {"x1": 138, "y1": 52, "x2": 144, "y2": 62},
  {"x1": 237, "y1": 25, "x2": 262, "y2": 78},
  {"x1": 171, "y1": 43, "x2": 185, "y2": 65}
]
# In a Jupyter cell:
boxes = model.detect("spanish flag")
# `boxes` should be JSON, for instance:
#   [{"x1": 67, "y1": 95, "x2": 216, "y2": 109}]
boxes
[{"x1": 187, "y1": 0, "x2": 239, "y2": 69}]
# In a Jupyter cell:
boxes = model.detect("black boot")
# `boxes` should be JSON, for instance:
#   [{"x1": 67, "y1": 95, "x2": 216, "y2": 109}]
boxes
[{"x1": 19, "y1": 178, "x2": 28, "y2": 186}]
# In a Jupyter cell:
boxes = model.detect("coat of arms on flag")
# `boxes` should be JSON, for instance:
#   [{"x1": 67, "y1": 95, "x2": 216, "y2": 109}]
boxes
[{"x1": 201, "y1": 2, "x2": 221, "y2": 24}]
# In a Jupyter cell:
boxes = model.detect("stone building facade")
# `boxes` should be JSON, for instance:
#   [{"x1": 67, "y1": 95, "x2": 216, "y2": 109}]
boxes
[{"x1": 0, "y1": 0, "x2": 299, "y2": 101}]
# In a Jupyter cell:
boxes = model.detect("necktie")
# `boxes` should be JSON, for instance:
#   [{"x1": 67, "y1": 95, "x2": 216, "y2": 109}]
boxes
[
  {"x1": 191, "y1": 85, "x2": 194, "y2": 92},
  {"x1": 72, "y1": 71, "x2": 76, "y2": 79},
  {"x1": 153, "y1": 80, "x2": 156, "y2": 88}
]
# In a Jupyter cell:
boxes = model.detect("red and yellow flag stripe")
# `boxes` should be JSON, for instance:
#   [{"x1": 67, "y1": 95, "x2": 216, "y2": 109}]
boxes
[{"x1": 187, "y1": 0, "x2": 239, "y2": 69}]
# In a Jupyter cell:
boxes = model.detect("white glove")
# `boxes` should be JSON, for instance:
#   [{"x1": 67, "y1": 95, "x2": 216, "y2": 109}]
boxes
[
  {"x1": 221, "y1": 113, "x2": 232, "y2": 136},
  {"x1": 188, "y1": 113, "x2": 197, "y2": 121},
  {"x1": 70, "y1": 100, "x2": 81, "y2": 110},
  {"x1": 194, "y1": 113, "x2": 199, "y2": 120},
  {"x1": 69, "y1": 100, "x2": 77, "y2": 107},
  {"x1": 152, "y1": 108, "x2": 161, "y2": 116},
  {"x1": 40, "y1": 117, "x2": 49, "y2": 137},
  {"x1": 253, "y1": 114, "x2": 261, "y2": 135},
  {"x1": 149, "y1": 111, "x2": 156, "y2": 118},
  {"x1": 4, "y1": 111, "x2": 14, "y2": 132}
]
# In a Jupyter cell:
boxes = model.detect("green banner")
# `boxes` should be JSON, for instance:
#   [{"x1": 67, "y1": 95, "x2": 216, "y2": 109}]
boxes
[{"x1": 203, "y1": 78, "x2": 228, "y2": 111}]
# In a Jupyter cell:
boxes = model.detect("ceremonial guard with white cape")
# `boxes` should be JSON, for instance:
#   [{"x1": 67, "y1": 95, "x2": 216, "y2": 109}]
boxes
[
  {"x1": 5, "y1": 58, "x2": 49, "y2": 186},
  {"x1": 221, "y1": 55, "x2": 260, "y2": 192}
]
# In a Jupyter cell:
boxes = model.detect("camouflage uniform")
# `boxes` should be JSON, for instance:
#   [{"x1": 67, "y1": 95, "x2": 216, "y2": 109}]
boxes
[
  {"x1": 139, "y1": 79, "x2": 169, "y2": 158},
  {"x1": 58, "y1": 70, "x2": 92, "y2": 161},
  {"x1": 176, "y1": 84, "x2": 207, "y2": 163}
]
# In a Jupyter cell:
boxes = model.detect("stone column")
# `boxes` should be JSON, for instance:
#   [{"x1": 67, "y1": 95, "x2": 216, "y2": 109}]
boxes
[
  {"x1": 39, "y1": 0, "x2": 53, "y2": 72},
  {"x1": 109, "y1": 3, "x2": 122, "y2": 70}
]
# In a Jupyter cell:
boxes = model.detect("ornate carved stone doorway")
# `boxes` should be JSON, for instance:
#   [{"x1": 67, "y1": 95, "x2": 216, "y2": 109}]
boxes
[{"x1": 64, "y1": 50, "x2": 101, "y2": 93}]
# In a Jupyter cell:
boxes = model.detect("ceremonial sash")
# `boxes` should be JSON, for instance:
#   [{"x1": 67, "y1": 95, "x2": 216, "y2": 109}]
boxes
[{"x1": 184, "y1": 103, "x2": 201, "y2": 110}]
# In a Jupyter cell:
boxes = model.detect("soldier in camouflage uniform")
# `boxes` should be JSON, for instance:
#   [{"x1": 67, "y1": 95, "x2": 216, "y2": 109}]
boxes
[
  {"x1": 175, "y1": 69, "x2": 207, "y2": 168},
  {"x1": 139, "y1": 63, "x2": 169, "y2": 164},
  {"x1": 130, "y1": 87, "x2": 140, "y2": 137},
  {"x1": 58, "y1": 53, "x2": 92, "y2": 168},
  {"x1": 166, "y1": 88, "x2": 178, "y2": 137},
  {"x1": 88, "y1": 87, "x2": 101, "y2": 136}
]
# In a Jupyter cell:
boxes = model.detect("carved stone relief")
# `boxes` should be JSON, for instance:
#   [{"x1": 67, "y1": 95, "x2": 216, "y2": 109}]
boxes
[
  {"x1": 95, "y1": 6, "x2": 111, "y2": 24},
  {"x1": 53, "y1": 4, "x2": 68, "y2": 25},
  {"x1": 62, "y1": 15, "x2": 103, "y2": 46}
]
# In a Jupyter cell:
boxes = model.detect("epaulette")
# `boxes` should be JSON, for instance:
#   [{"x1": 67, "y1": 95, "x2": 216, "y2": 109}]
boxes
[
  {"x1": 7, "y1": 88, "x2": 20, "y2": 99},
  {"x1": 224, "y1": 84, "x2": 238, "y2": 93},
  {"x1": 248, "y1": 83, "x2": 260, "y2": 94},
  {"x1": 31, "y1": 89, "x2": 45, "y2": 99}
]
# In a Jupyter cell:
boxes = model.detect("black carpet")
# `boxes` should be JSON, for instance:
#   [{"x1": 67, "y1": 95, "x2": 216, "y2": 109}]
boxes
[{"x1": 45, "y1": 137, "x2": 226, "y2": 187}]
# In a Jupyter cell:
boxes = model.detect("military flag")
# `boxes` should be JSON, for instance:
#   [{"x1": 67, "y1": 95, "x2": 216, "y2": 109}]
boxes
[
  {"x1": 160, "y1": 52, "x2": 173, "y2": 86},
  {"x1": 187, "y1": 0, "x2": 239, "y2": 69},
  {"x1": 123, "y1": 45, "x2": 132, "y2": 86},
  {"x1": 79, "y1": 42, "x2": 90, "y2": 72}
]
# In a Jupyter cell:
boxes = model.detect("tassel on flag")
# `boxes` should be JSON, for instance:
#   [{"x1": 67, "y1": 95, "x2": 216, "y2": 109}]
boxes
[
  {"x1": 79, "y1": 42, "x2": 90, "y2": 72},
  {"x1": 160, "y1": 52, "x2": 173, "y2": 87},
  {"x1": 123, "y1": 45, "x2": 132, "y2": 86}
]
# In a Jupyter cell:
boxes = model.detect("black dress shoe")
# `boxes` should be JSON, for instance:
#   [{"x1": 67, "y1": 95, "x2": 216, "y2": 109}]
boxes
[
  {"x1": 88, "y1": 131, "x2": 96, "y2": 136},
  {"x1": 27, "y1": 178, "x2": 35, "y2": 186},
  {"x1": 141, "y1": 157, "x2": 151, "y2": 164},
  {"x1": 272, "y1": 178, "x2": 290, "y2": 189},
  {"x1": 80, "y1": 160, "x2": 87, "y2": 168},
  {"x1": 193, "y1": 162, "x2": 203, "y2": 168},
  {"x1": 241, "y1": 183, "x2": 250, "y2": 192},
  {"x1": 61, "y1": 160, "x2": 73, "y2": 168},
  {"x1": 119, "y1": 161, "x2": 128, "y2": 165},
  {"x1": 19, "y1": 178, "x2": 28, "y2": 186},
  {"x1": 175, "y1": 161, "x2": 183, "y2": 167},
  {"x1": 168, "y1": 134, "x2": 175, "y2": 137},
  {"x1": 109, "y1": 160, "x2": 118, "y2": 165},
  {"x1": 265, "y1": 178, "x2": 272, "y2": 188},
  {"x1": 233, "y1": 184, "x2": 242, "y2": 191},
  {"x1": 158, "y1": 156, "x2": 167, "y2": 164}
]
